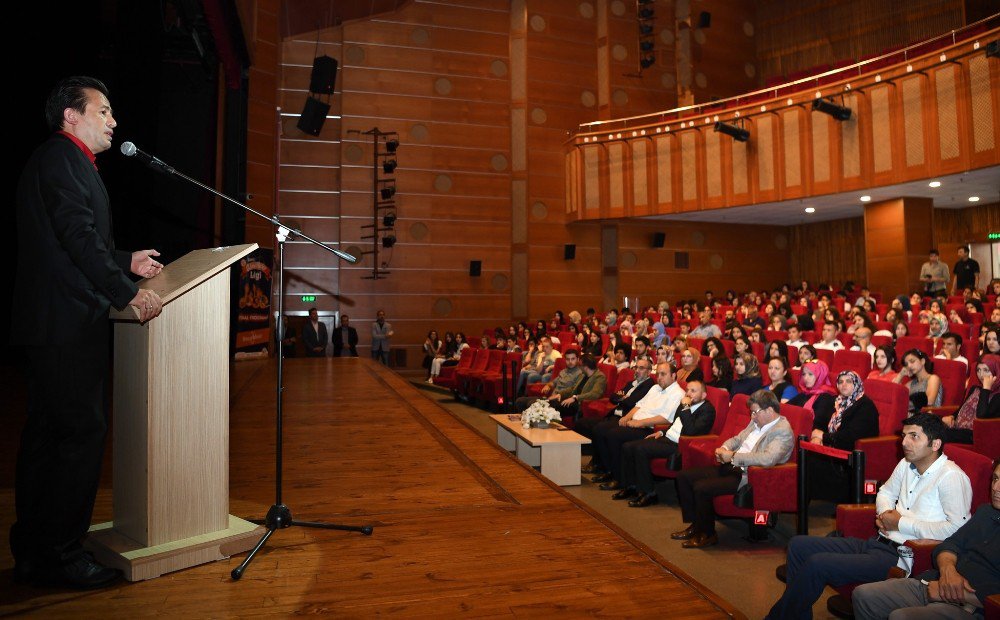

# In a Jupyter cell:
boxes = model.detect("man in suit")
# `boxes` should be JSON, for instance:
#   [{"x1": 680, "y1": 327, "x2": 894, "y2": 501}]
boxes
[
  {"x1": 302, "y1": 307, "x2": 328, "y2": 357},
  {"x1": 577, "y1": 359, "x2": 655, "y2": 473},
  {"x1": 12, "y1": 76, "x2": 164, "y2": 589},
  {"x1": 614, "y1": 380, "x2": 717, "y2": 507},
  {"x1": 371, "y1": 309, "x2": 393, "y2": 365},
  {"x1": 332, "y1": 313, "x2": 358, "y2": 357},
  {"x1": 672, "y1": 390, "x2": 795, "y2": 548}
]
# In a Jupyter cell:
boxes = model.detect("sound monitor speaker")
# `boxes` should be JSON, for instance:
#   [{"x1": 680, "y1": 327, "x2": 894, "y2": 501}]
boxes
[
  {"x1": 564, "y1": 244, "x2": 576, "y2": 260},
  {"x1": 297, "y1": 96, "x2": 330, "y2": 136},
  {"x1": 698, "y1": 11, "x2": 711, "y2": 28},
  {"x1": 652, "y1": 232, "x2": 666, "y2": 248},
  {"x1": 309, "y1": 55, "x2": 338, "y2": 94},
  {"x1": 987, "y1": 40, "x2": 999, "y2": 59},
  {"x1": 469, "y1": 261, "x2": 482, "y2": 277}
]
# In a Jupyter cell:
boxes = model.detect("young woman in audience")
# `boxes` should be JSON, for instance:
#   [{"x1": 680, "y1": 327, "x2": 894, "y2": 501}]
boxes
[
  {"x1": 908, "y1": 293, "x2": 924, "y2": 321},
  {"x1": 733, "y1": 336, "x2": 751, "y2": 358},
  {"x1": 788, "y1": 359, "x2": 836, "y2": 423},
  {"x1": 701, "y1": 337, "x2": 724, "y2": 359},
  {"x1": 766, "y1": 340, "x2": 790, "y2": 363},
  {"x1": 982, "y1": 326, "x2": 1000, "y2": 356},
  {"x1": 727, "y1": 325, "x2": 748, "y2": 341},
  {"x1": 928, "y1": 315, "x2": 948, "y2": 340},
  {"x1": 892, "y1": 320, "x2": 909, "y2": 344},
  {"x1": 795, "y1": 344, "x2": 818, "y2": 370},
  {"x1": 893, "y1": 349, "x2": 942, "y2": 412},
  {"x1": 532, "y1": 320, "x2": 547, "y2": 340},
  {"x1": 948, "y1": 308, "x2": 964, "y2": 326},
  {"x1": 584, "y1": 331, "x2": 603, "y2": 357},
  {"x1": 676, "y1": 347, "x2": 704, "y2": 384},
  {"x1": 651, "y1": 321, "x2": 668, "y2": 348},
  {"x1": 731, "y1": 353, "x2": 763, "y2": 396},
  {"x1": 807, "y1": 370, "x2": 880, "y2": 502},
  {"x1": 709, "y1": 356, "x2": 733, "y2": 394},
  {"x1": 940, "y1": 355, "x2": 1000, "y2": 444},
  {"x1": 861, "y1": 299, "x2": 879, "y2": 321},
  {"x1": 768, "y1": 314, "x2": 786, "y2": 332},
  {"x1": 655, "y1": 344, "x2": 672, "y2": 368},
  {"x1": 867, "y1": 345, "x2": 898, "y2": 382},
  {"x1": 991, "y1": 309, "x2": 1000, "y2": 324},
  {"x1": 428, "y1": 332, "x2": 457, "y2": 382},
  {"x1": 553, "y1": 310, "x2": 565, "y2": 326},
  {"x1": 422, "y1": 330, "x2": 444, "y2": 381},
  {"x1": 765, "y1": 357, "x2": 798, "y2": 403}
]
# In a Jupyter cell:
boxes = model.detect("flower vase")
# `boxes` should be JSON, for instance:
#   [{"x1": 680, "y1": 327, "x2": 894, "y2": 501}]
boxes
[{"x1": 533, "y1": 421, "x2": 550, "y2": 429}]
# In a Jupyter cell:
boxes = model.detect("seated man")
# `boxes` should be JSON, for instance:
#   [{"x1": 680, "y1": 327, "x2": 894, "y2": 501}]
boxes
[
  {"x1": 766, "y1": 413, "x2": 973, "y2": 620},
  {"x1": 814, "y1": 321, "x2": 846, "y2": 352},
  {"x1": 578, "y1": 359, "x2": 655, "y2": 472},
  {"x1": 549, "y1": 354, "x2": 606, "y2": 423},
  {"x1": 690, "y1": 308, "x2": 722, "y2": 339},
  {"x1": 614, "y1": 379, "x2": 717, "y2": 507},
  {"x1": 743, "y1": 305, "x2": 766, "y2": 331},
  {"x1": 786, "y1": 324, "x2": 809, "y2": 349},
  {"x1": 517, "y1": 336, "x2": 561, "y2": 395},
  {"x1": 631, "y1": 336, "x2": 654, "y2": 369},
  {"x1": 851, "y1": 326, "x2": 876, "y2": 360},
  {"x1": 514, "y1": 348, "x2": 582, "y2": 412},
  {"x1": 852, "y1": 458, "x2": 999, "y2": 620},
  {"x1": 934, "y1": 332, "x2": 968, "y2": 369},
  {"x1": 591, "y1": 362, "x2": 684, "y2": 491},
  {"x1": 612, "y1": 344, "x2": 631, "y2": 371},
  {"x1": 672, "y1": 390, "x2": 794, "y2": 549}
]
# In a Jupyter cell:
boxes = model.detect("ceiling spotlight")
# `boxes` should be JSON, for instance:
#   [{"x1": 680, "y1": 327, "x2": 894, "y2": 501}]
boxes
[
  {"x1": 812, "y1": 98, "x2": 852, "y2": 121},
  {"x1": 969, "y1": 196, "x2": 980, "y2": 202},
  {"x1": 383, "y1": 213, "x2": 397, "y2": 227},
  {"x1": 640, "y1": 55, "x2": 656, "y2": 69},
  {"x1": 385, "y1": 138, "x2": 399, "y2": 153},
  {"x1": 860, "y1": 195, "x2": 871, "y2": 202},
  {"x1": 383, "y1": 159, "x2": 397, "y2": 174},
  {"x1": 382, "y1": 235, "x2": 396, "y2": 248},
  {"x1": 928, "y1": 181, "x2": 941, "y2": 188},
  {"x1": 714, "y1": 121, "x2": 749, "y2": 142},
  {"x1": 380, "y1": 186, "x2": 396, "y2": 200},
  {"x1": 804, "y1": 207, "x2": 816, "y2": 213}
]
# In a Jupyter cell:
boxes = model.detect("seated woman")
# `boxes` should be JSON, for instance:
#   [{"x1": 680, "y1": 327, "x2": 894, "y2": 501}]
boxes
[
  {"x1": 733, "y1": 336, "x2": 751, "y2": 358},
  {"x1": 655, "y1": 344, "x2": 673, "y2": 368},
  {"x1": 795, "y1": 344, "x2": 818, "y2": 370},
  {"x1": 940, "y1": 355, "x2": 1000, "y2": 444},
  {"x1": 429, "y1": 331, "x2": 459, "y2": 382},
  {"x1": 893, "y1": 348, "x2": 942, "y2": 412},
  {"x1": 891, "y1": 320, "x2": 909, "y2": 344},
  {"x1": 806, "y1": 370, "x2": 880, "y2": 502},
  {"x1": 422, "y1": 330, "x2": 444, "y2": 381},
  {"x1": 766, "y1": 339, "x2": 790, "y2": 363},
  {"x1": 701, "y1": 337, "x2": 725, "y2": 359},
  {"x1": 788, "y1": 359, "x2": 837, "y2": 424},
  {"x1": 866, "y1": 344, "x2": 898, "y2": 382},
  {"x1": 726, "y1": 324, "x2": 748, "y2": 341},
  {"x1": 765, "y1": 356, "x2": 798, "y2": 403},
  {"x1": 651, "y1": 321, "x2": 669, "y2": 348},
  {"x1": 731, "y1": 353, "x2": 763, "y2": 396},
  {"x1": 584, "y1": 331, "x2": 603, "y2": 357},
  {"x1": 928, "y1": 315, "x2": 948, "y2": 340},
  {"x1": 709, "y1": 356, "x2": 733, "y2": 395},
  {"x1": 983, "y1": 326, "x2": 1000, "y2": 356},
  {"x1": 676, "y1": 347, "x2": 704, "y2": 384}
]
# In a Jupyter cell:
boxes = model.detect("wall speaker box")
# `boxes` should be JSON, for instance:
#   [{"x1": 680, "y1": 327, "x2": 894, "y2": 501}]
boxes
[
  {"x1": 469, "y1": 260, "x2": 482, "y2": 277},
  {"x1": 987, "y1": 40, "x2": 999, "y2": 59},
  {"x1": 564, "y1": 244, "x2": 576, "y2": 260},
  {"x1": 309, "y1": 55, "x2": 338, "y2": 94},
  {"x1": 297, "y1": 96, "x2": 330, "y2": 136},
  {"x1": 652, "y1": 232, "x2": 666, "y2": 248},
  {"x1": 698, "y1": 11, "x2": 711, "y2": 28}
]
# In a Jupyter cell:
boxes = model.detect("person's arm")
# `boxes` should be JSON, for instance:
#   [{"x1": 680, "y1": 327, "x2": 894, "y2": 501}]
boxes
[
  {"x1": 925, "y1": 374, "x2": 941, "y2": 407},
  {"x1": 931, "y1": 551, "x2": 981, "y2": 607},
  {"x1": 733, "y1": 425, "x2": 794, "y2": 467},
  {"x1": 576, "y1": 373, "x2": 607, "y2": 402},
  {"x1": 875, "y1": 459, "x2": 907, "y2": 515},
  {"x1": 682, "y1": 403, "x2": 716, "y2": 436},
  {"x1": 894, "y1": 469, "x2": 972, "y2": 541},
  {"x1": 824, "y1": 398, "x2": 880, "y2": 450}
]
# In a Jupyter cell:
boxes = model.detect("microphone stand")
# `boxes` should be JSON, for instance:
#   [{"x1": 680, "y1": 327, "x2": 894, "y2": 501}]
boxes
[{"x1": 124, "y1": 150, "x2": 373, "y2": 582}]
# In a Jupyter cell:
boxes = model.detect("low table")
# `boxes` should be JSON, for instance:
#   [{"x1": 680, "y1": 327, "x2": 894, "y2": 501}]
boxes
[{"x1": 489, "y1": 414, "x2": 591, "y2": 486}]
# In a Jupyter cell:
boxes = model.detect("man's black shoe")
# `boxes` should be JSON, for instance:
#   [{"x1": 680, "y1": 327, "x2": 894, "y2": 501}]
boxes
[
  {"x1": 628, "y1": 493, "x2": 658, "y2": 508},
  {"x1": 611, "y1": 487, "x2": 637, "y2": 501},
  {"x1": 590, "y1": 473, "x2": 613, "y2": 484},
  {"x1": 15, "y1": 552, "x2": 121, "y2": 590},
  {"x1": 598, "y1": 480, "x2": 621, "y2": 491}
]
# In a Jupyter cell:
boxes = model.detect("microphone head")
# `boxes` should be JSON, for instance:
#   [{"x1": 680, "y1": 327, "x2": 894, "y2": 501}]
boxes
[{"x1": 120, "y1": 141, "x2": 137, "y2": 156}]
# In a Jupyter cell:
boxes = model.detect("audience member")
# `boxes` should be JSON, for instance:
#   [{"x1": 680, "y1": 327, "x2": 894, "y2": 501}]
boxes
[
  {"x1": 788, "y1": 359, "x2": 837, "y2": 424},
  {"x1": 422, "y1": 330, "x2": 443, "y2": 380},
  {"x1": 951, "y1": 245, "x2": 981, "y2": 294},
  {"x1": 815, "y1": 322, "x2": 845, "y2": 352},
  {"x1": 934, "y1": 332, "x2": 968, "y2": 368},
  {"x1": 851, "y1": 326, "x2": 876, "y2": 360},
  {"x1": 303, "y1": 307, "x2": 329, "y2": 357},
  {"x1": 547, "y1": 354, "x2": 606, "y2": 423},
  {"x1": 690, "y1": 308, "x2": 722, "y2": 339},
  {"x1": 895, "y1": 349, "x2": 943, "y2": 412},
  {"x1": 940, "y1": 355, "x2": 1000, "y2": 444},
  {"x1": 371, "y1": 309, "x2": 393, "y2": 365},
  {"x1": 332, "y1": 314, "x2": 358, "y2": 357},
  {"x1": 709, "y1": 356, "x2": 734, "y2": 394},
  {"x1": 868, "y1": 345, "x2": 899, "y2": 382},
  {"x1": 517, "y1": 336, "x2": 561, "y2": 394},
  {"x1": 676, "y1": 347, "x2": 704, "y2": 383},
  {"x1": 765, "y1": 357, "x2": 798, "y2": 403},
  {"x1": 920, "y1": 249, "x2": 950, "y2": 296},
  {"x1": 732, "y1": 353, "x2": 763, "y2": 396},
  {"x1": 514, "y1": 348, "x2": 582, "y2": 412},
  {"x1": 786, "y1": 324, "x2": 809, "y2": 348},
  {"x1": 578, "y1": 360, "x2": 655, "y2": 472},
  {"x1": 766, "y1": 340, "x2": 790, "y2": 363}
]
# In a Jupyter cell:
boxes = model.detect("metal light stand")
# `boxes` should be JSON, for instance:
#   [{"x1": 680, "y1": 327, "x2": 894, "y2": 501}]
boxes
[{"x1": 353, "y1": 127, "x2": 397, "y2": 280}]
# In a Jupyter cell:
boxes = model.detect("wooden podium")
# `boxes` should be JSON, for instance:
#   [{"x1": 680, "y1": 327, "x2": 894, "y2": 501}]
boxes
[{"x1": 86, "y1": 243, "x2": 265, "y2": 581}]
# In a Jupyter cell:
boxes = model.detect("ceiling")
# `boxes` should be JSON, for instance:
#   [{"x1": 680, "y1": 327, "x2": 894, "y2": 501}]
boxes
[
  {"x1": 645, "y1": 165, "x2": 1000, "y2": 225},
  {"x1": 280, "y1": 0, "x2": 408, "y2": 38}
]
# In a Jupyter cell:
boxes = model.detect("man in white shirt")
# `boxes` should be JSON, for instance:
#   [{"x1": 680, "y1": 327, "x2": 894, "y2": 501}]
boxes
[
  {"x1": 689, "y1": 308, "x2": 722, "y2": 339},
  {"x1": 850, "y1": 327, "x2": 876, "y2": 361},
  {"x1": 785, "y1": 324, "x2": 809, "y2": 349},
  {"x1": 934, "y1": 332, "x2": 969, "y2": 369},
  {"x1": 591, "y1": 362, "x2": 684, "y2": 490},
  {"x1": 578, "y1": 360, "x2": 655, "y2": 474},
  {"x1": 766, "y1": 413, "x2": 973, "y2": 620},
  {"x1": 814, "y1": 322, "x2": 845, "y2": 352}
]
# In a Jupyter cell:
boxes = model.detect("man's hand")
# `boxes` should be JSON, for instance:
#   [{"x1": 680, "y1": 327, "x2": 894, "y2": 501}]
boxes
[
  {"x1": 937, "y1": 566, "x2": 976, "y2": 604},
  {"x1": 810, "y1": 429, "x2": 824, "y2": 445},
  {"x1": 548, "y1": 393, "x2": 561, "y2": 402},
  {"x1": 876, "y1": 509, "x2": 901, "y2": 533},
  {"x1": 131, "y1": 249, "x2": 163, "y2": 279},
  {"x1": 540, "y1": 384, "x2": 551, "y2": 395},
  {"x1": 941, "y1": 415, "x2": 955, "y2": 428},
  {"x1": 644, "y1": 431, "x2": 660, "y2": 440},
  {"x1": 560, "y1": 395, "x2": 576, "y2": 406},
  {"x1": 715, "y1": 447, "x2": 734, "y2": 464},
  {"x1": 982, "y1": 372, "x2": 995, "y2": 391},
  {"x1": 128, "y1": 288, "x2": 163, "y2": 322}
]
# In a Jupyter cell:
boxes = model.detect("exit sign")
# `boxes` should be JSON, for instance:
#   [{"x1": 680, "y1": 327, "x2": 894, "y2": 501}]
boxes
[
  {"x1": 301, "y1": 295, "x2": 317, "y2": 302},
  {"x1": 988, "y1": 232, "x2": 1000, "y2": 240}
]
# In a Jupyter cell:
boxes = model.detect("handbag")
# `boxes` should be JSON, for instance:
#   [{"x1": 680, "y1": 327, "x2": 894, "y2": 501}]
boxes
[{"x1": 733, "y1": 483, "x2": 754, "y2": 508}]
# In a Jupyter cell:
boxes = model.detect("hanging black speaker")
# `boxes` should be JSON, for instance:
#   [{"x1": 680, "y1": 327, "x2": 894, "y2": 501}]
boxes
[
  {"x1": 309, "y1": 55, "x2": 339, "y2": 94},
  {"x1": 469, "y1": 261, "x2": 482, "y2": 277},
  {"x1": 297, "y1": 96, "x2": 330, "y2": 136},
  {"x1": 652, "y1": 232, "x2": 666, "y2": 248},
  {"x1": 564, "y1": 244, "x2": 576, "y2": 260}
]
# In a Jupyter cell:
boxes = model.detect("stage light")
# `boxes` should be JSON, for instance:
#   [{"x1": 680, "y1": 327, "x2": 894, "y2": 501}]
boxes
[
  {"x1": 385, "y1": 138, "x2": 399, "y2": 152},
  {"x1": 639, "y1": 23, "x2": 653, "y2": 35},
  {"x1": 380, "y1": 186, "x2": 396, "y2": 200},
  {"x1": 860, "y1": 195, "x2": 871, "y2": 202},
  {"x1": 382, "y1": 235, "x2": 396, "y2": 248},
  {"x1": 812, "y1": 98, "x2": 852, "y2": 121},
  {"x1": 640, "y1": 55, "x2": 656, "y2": 69},
  {"x1": 969, "y1": 196, "x2": 980, "y2": 202},
  {"x1": 640, "y1": 40, "x2": 654, "y2": 52},
  {"x1": 714, "y1": 121, "x2": 749, "y2": 142},
  {"x1": 382, "y1": 159, "x2": 397, "y2": 174},
  {"x1": 383, "y1": 213, "x2": 396, "y2": 227},
  {"x1": 639, "y1": 8, "x2": 654, "y2": 19},
  {"x1": 804, "y1": 207, "x2": 815, "y2": 213},
  {"x1": 928, "y1": 181, "x2": 941, "y2": 188}
]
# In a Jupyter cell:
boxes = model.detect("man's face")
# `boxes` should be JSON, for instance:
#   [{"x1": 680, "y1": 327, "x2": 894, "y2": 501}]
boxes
[
  {"x1": 633, "y1": 361, "x2": 651, "y2": 381},
  {"x1": 614, "y1": 349, "x2": 626, "y2": 363},
  {"x1": 941, "y1": 337, "x2": 960, "y2": 358},
  {"x1": 929, "y1": 252, "x2": 939, "y2": 263},
  {"x1": 67, "y1": 88, "x2": 116, "y2": 153},
  {"x1": 957, "y1": 248, "x2": 967, "y2": 260},
  {"x1": 700, "y1": 309, "x2": 712, "y2": 324},
  {"x1": 309, "y1": 309, "x2": 318, "y2": 321},
  {"x1": 635, "y1": 340, "x2": 646, "y2": 355},
  {"x1": 787, "y1": 327, "x2": 800, "y2": 340},
  {"x1": 685, "y1": 381, "x2": 705, "y2": 404},
  {"x1": 542, "y1": 340, "x2": 552, "y2": 354},
  {"x1": 749, "y1": 401, "x2": 777, "y2": 426},
  {"x1": 991, "y1": 464, "x2": 1000, "y2": 510},
  {"x1": 901, "y1": 424, "x2": 939, "y2": 464},
  {"x1": 854, "y1": 329, "x2": 871, "y2": 347},
  {"x1": 822, "y1": 323, "x2": 837, "y2": 342},
  {"x1": 341, "y1": 315, "x2": 350, "y2": 327},
  {"x1": 564, "y1": 353, "x2": 578, "y2": 368},
  {"x1": 377, "y1": 310, "x2": 385, "y2": 321},
  {"x1": 656, "y1": 364, "x2": 674, "y2": 389}
]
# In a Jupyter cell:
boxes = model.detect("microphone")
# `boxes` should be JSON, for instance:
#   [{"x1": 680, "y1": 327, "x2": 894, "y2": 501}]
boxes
[{"x1": 120, "y1": 141, "x2": 175, "y2": 175}]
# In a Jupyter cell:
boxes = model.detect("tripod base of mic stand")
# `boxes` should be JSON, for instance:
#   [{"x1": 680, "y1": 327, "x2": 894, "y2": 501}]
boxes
[{"x1": 231, "y1": 504, "x2": 373, "y2": 580}]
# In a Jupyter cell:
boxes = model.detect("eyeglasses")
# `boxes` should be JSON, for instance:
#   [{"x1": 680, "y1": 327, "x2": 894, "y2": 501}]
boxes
[{"x1": 749, "y1": 407, "x2": 763, "y2": 415}]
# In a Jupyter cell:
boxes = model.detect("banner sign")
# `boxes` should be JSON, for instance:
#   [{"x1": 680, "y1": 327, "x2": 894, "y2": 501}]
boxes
[{"x1": 235, "y1": 248, "x2": 273, "y2": 355}]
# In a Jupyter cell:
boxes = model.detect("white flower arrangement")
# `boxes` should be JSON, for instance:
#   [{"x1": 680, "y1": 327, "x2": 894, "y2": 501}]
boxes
[{"x1": 521, "y1": 399, "x2": 562, "y2": 428}]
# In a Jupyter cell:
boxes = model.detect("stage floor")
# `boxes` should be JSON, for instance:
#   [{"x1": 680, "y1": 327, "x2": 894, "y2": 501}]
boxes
[{"x1": 1, "y1": 358, "x2": 741, "y2": 618}]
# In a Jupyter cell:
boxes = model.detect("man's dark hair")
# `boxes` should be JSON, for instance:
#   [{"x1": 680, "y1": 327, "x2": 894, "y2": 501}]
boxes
[
  {"x1": 45, "y1": 76, "x2": 110, "y2": 133},
  {"x1": 581, "y1": 354, "x2": 598, "y2": 370},
  {"x1": 563, "y1": 348, "x2": 579, "y2": 358},
  {"x1": 902, "y1": 413, "x2": 946, "y2": 452},
  {"x1": 958, "y1": 244, "x2": 970, "y2": 253},
  {"x1": 634, "y1": 336, "x2": 649, "y2": 347},
  {"x1": 308, "y1": 307, "x2": 318, "y2": 313},
  {"x1": 748, "y1": 389, "x2": 780, "y2": 414},
  {"x1": 903, "y1": 348, "x2": 934, "y2": 373},
  {"x1": 941, "y1": 332, "x2": 963, "y2": 347},
  {"x1": 929, "y1": 248, "x2": 939, "y2": 256},
  {"x1": 614, "y1": 344, "x2": 631, "y2": 357}
]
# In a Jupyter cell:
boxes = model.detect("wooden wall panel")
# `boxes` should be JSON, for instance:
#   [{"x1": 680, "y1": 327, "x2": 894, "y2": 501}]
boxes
[{"x1": 789, "y1": 217, "x2": 866, "y2": 289}]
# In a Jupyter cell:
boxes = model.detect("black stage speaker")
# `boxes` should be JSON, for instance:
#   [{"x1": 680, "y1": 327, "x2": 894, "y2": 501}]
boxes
[
  {"x1": 309, "y1": 55, "x2": 338, "y2": 94},
  {"x1": 987, "y1": 40, "x2": 999, "y2": 59},
  {"x1": 652, "y1": 232, "x2": 666, "y2": 248},
  {"x1": 564, "y1": 244, "x2": 576, "y2": 260},
  {"x1": 470, "y1": 260, "x2": 482, "y2": 277},
  {"x1": 698, "y1": 11, "x2": 711, "y2": 28},
  {"x1": 297, "y1": 96, "x2": 330, "y2": 136}
]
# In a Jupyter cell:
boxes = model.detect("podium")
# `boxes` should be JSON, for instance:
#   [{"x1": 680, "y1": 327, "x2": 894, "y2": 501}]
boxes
[{"x1": 86, "y1": 243, "x2": 265, "y2": 581}]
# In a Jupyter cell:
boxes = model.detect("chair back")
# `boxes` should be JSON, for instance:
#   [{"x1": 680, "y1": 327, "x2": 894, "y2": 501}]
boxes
[
  {"x1": 470, "y1": 348, "x2": 491, "y2": 371},
  {"x1": 780, "y1": 403, "x2": 815, "y2": 464},
  {"x1": 722, "y1": 394, "x2": 754, "y2": 441},
  {"x1": 934, "y1": 358, "x2": 968, "y2": 407},
  {"x1": 597, "y1": 364, "x2": 617, "y2": 398},
  {"x1": 862, "y1": 379, "x2": 909, "y2": 436},
  {"x1": 704, "y1": 385, "x2": 730, "y2": 434},
  {"x1": 944, "y1": 445, "x2": 994, "y2": 513},
  {"x1": 833, "y1": 349, "x2": 873, "y2": 377},
  {"x1": 815, "y1": 348, "x2": 835, "y2": 368}
]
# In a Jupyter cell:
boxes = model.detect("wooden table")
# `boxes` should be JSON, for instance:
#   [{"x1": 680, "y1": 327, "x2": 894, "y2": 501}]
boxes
[{"x1": 489, "y1": 414, "x2": 591, "y2": 486}]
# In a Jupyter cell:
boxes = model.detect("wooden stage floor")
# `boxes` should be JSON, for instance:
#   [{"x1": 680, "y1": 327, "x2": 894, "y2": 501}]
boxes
[{"x1": 1, "y1": 358, "x2": 741, "y2": 618}]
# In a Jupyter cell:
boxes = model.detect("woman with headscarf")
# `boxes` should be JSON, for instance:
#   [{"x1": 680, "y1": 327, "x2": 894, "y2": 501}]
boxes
[
  {"x1": 806, "y1": 370, "x2": 880, "y2": 502},
  {"x1": 928, "y1": 314, "x2": 948, "y2": 339},
  {"x1": 651, "y1": 321, "x2": 669, "y2": 348},
  {"x1": 731, "y1": 352, "x2": 763, "y2": 396},
  {"x1": 788, "y1": 359, "x2": 837, "y2": 424},
  {"x1": 940, "y1": 354, "x2": 1000, "y2": 444},
  {"x1": 676, "y1": 347, "x2": 704, "y2": 384}
]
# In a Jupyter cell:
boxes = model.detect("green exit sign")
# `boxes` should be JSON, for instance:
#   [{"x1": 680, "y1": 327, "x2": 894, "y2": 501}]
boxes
[
  {"x1": 301, "y1": 295, "x2": 317, "y2": 302},
  {"x1": 989, "y1": 233, "x2": 1000, "y2": 241}
]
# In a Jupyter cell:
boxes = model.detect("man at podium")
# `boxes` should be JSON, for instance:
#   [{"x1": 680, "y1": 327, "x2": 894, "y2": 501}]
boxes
[{"x1": 11, "y1": 76, "x2": 165, "y2": 589}]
